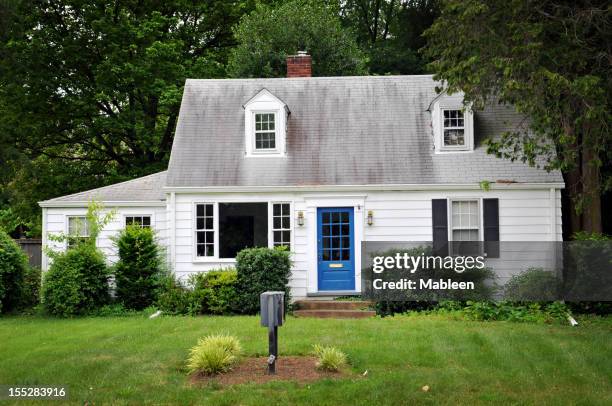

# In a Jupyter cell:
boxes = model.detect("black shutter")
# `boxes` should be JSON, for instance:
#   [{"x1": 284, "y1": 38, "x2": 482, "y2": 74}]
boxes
[
  {"x1": 483, "y1": 198, "x2": 500, "y2": 258},
  {"x1": 432, "y1": 199, "x2": 448, "y2": 256}
]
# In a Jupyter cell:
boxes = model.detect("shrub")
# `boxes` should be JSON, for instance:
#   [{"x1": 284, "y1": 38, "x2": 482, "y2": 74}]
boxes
[
  {"x1": 114, "y1": 226, "x2": 163, "y2": 310},
  {"x1": 504, "y1": 267, "x2": 561, "y2": 301},
  {"x1": 235, "y1": 247, "x2": 291, "y2": 315},
  {"x1": 155, "y1": 274, "x2": 193, "y2": 315},
  {"x1": 189, "y1": 269, "x2": 238, "y2": 315},
  {"x1": 19, "y1": 266, "x2": 41, "y2": 310},
  {"x1": 462, "y1": 300, "x2": 570, "y2": 323},
  {"x1": 42, "y1": 244, "x2": 110, "y2": 316},
  {"x1": 0, "y1": 229, "x2": 29, "y2": 313},
  {"x1": 186, "y1": 334, "x2": 242, "y2": 375},
  {"x1": 312, "y1": 345, "x2": 348, "y2": 372}
]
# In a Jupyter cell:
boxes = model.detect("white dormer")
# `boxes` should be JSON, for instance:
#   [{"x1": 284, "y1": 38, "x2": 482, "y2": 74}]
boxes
[
  {"x1": 243, "y1": 89, "x2": 289, "y2": 157},
  {"x1": 430, "y1": 92, "x2": 474, "y2": 153}
]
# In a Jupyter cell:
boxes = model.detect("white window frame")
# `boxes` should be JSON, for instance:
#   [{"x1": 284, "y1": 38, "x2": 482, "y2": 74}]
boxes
[
  {"x1": 448, "y1": 199, "x2": 483, "y2": 241},
  {"x1": 431, "y1": 95, "x2": 474, "y2": 153},
  {"x1": 442, "y1": 109, "x2": 466, "y2": 149},
  {"x1": 193, "y1": 202, "x2": 217, "y2": 260},
  {"x1": 269, "y1": 202, "x2": 293, "y2": 249},
  {"x1": 252, "y1": 111, "x2": 279, "y2": 153},
  {"x1": 124, "y1": 215, "x2": 152, "y2": 229},
  {"x1": 66, "y1": 215, "x2": 90, "y2": 248},
  {"x1": 243, "y1": 89, "x2": 288, "y2": 157}
]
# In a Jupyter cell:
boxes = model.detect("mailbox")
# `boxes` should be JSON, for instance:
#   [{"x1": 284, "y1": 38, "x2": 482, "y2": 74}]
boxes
[
  {"x1": 260, "y1": 291, "x2": 285, "y2": 327},
  {"x1": 260, "y1": 291, "x2": 285, "y2": 374}
]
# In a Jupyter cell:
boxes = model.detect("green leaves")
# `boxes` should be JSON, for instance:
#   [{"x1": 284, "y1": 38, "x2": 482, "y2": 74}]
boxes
[{"x1": 229, "y1": 0, "x2": 367, "y2": 77}]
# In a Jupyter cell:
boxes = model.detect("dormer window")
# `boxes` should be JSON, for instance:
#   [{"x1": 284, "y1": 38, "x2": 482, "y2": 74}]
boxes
[
  {"x1": 254, "y1": 113, "x2": 276, "y2": 150},
  {"x1": 443, "y1": 110, "x2": 465, "y2": 147},
  {"x1": 430, "y1": 92, "x2": 474, "y2": 153},
  {"x1": 243, "y1": 89, "x2": 289, "y2": 157}
]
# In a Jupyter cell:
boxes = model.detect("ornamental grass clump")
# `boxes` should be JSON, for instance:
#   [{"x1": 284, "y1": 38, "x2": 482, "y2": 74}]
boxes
[
  {"x1": 312, "y1": 344, "x2": 348, "y2": 372},
  {"x1": 187, "y1": 334, "x2": 242, "y2": 375}
]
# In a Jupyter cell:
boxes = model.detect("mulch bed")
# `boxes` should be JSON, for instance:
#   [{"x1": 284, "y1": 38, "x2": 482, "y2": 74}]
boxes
[{"x1": 190, "y1": 356, "x2": 350, "y2": 386}]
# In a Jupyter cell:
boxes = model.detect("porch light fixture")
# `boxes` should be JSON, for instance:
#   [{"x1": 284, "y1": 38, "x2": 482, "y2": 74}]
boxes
[
  {"x1": 297, "y1": 211, "x2": 304, "y2": 226},
  {"x1": 367, "y1": 210, "x2": 374, "y2": 226}
]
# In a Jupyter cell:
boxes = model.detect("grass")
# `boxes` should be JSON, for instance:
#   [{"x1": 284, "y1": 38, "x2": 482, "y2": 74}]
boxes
[{"x1": 0, "y1": 314, "x2": 611, "y2": 405}]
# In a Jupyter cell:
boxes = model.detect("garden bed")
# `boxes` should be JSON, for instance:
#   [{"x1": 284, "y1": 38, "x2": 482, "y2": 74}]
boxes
[{"x1": 191, "y1": 356, "x2": 350, "y2": 386}]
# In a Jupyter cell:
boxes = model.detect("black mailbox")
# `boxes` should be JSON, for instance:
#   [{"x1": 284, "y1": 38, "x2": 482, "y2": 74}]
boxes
[
  {"x1": 260, "y1": 291, "x2": 285, "y2": 374},
  {"x1": 260, "y1": 291, "x2": 285, "y2": 327}
]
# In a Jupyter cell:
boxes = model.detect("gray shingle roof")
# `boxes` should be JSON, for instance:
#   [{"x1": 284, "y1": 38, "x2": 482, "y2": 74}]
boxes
[
  {"x1": 167, "y1": 75, "x2": 563, "y2": 187},
  {"x1": 40, "y1": 171, "x2": 167, "y2": 205}
]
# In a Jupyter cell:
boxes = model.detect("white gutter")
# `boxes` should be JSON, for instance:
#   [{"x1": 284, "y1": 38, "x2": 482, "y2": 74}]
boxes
[
  {"x1": 163, "y1": 182, "x2": 565, "y2": 194},
  {"x1": 39, "y1": 200, "x2": 166, "y2": 208}
]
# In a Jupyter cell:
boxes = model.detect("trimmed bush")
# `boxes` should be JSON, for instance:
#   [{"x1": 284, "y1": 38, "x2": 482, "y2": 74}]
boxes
[
  {"x1": 504, "y1": 267, "x2": 561, "y2": 301},
  {"x1": 312, "y1": 344, "x2": 348, "y2": 372},
  {"x1": 235, "y1": 247, "x2": 291, "y2": 315},
  {"x1": 114, "y1": 226, "x2": 163, "y2": 310},
  {"x1": 186, "y1": 334, "x2": 242, "y2": 375},
  {"x1": 189, "y1": 269, "x2": 238, "y2": 315},
  {"x1": 0, "y1": 229, "x2": 28, "y2": 313},
  {"x1": 42, "y1": 244, "x2": 110, "y2": 316},
  {"x1": 156, "y1": 274, "x2": 193, "y2": 315}
]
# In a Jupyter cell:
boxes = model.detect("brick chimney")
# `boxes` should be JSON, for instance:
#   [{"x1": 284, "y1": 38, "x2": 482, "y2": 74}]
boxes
[{"x1": 286, "y1": 51, "x2": 312, "y2": 78}]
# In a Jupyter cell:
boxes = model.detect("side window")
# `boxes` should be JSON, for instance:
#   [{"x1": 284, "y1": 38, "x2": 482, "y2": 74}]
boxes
[
  {"x1": 272, "y1": 203, "x2": 291, "y2": 248},
  {"x1": 195, "y1": 203, "x2": 215, "y2": 257},
  {"x1": 125, "y1": 216, "x2": 151, "y2": 228},
  {"x1": 67, "y1": 216, "x2": 89, "y2": 247}
]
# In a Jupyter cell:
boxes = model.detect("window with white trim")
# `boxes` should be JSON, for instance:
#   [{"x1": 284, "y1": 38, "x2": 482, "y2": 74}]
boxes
[
  {"x1": 67, "y1": 216, "x2": 89, "y2": 247},
  {"x1": 272, "y1": 203, "x2": 291, "y2": 248},
  {"x1": 254, "y1": 113, "x2": 276, "y2": 150},
  {"x1": 450, "y1": 200, "x2": 480, "y2": 241},
  {"x1": 125, "y1": 216, "x2": 151, "y2": 228},
  {"x1": 195, "y1": 204, "x2": 215, "y2": 257},
  {"x1": 443, "y1": 109, "x2": 465, "y2": 147}
]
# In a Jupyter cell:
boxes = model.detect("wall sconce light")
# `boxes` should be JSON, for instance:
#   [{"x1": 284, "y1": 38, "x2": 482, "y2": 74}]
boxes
[
  {"x1": 367, "y1": 210, "x2": 374, "y2": 226},
  {"x1": 297, "y1": 211, "x2": 304, "y2": 226}
]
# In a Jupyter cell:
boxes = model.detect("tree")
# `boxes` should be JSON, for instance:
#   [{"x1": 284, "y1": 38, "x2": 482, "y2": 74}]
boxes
[
  {"x1": 0, "y1": 0, "x2": 253, "y2": 232},
  {"x1": 229, "y1": 0, "x2": 367, "y2": 77},
  {"x1": 339, "y1": 0, "x2": 439, "y2": 74},
  {"x1": 424, "y1": 0, "x2": 611, "y2": 234}
]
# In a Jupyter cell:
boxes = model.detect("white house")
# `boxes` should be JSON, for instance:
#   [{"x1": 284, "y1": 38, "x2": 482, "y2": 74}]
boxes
[{"x1": 39, "y1": 54, "x2": 564, "y2": 299}]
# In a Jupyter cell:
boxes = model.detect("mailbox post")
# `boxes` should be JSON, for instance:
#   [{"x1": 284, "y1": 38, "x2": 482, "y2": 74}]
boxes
[{"x1": 260, "y1": 291, "x2": 285, "y2": 374}]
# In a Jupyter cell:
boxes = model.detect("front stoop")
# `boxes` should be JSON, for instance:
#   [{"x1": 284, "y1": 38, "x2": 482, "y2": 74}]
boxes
[{"x1": 293, "y1": 300, "x2": 375, "y2": 318}]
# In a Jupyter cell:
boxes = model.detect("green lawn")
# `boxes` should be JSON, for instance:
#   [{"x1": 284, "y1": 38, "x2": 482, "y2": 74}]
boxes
[{"x1": 1, "y1": 314, "x2": 611, "y2": 405}]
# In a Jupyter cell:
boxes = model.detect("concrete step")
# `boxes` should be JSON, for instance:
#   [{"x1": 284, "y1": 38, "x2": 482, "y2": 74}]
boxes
[
  {"x1": 293, "y1": 309, "x2": 377, "y2": 319},
  {"x1": 294, "y1": 300, "x2": 373, "y2": 311}
]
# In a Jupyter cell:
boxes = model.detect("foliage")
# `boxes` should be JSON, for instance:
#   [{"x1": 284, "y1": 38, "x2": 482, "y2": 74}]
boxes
[
  {"x1": 113, "y1": 226, "x2": 163, "y2": 310},
  {"x1": 186, "y1": 334, "x2": 242, "y2": 375},
  {"x1": 572, "y1": 231, "x2": 611, "y2": 241},
  {"x1": 235, "y1": 247, "x2": 292, "y2": 315},
  {"x1": 188, "y1": 269, "x2": 238, "y2": 315},
  {"x1": 229, "y1": 0, "x2": 367, "y2": 77},
  {"x1": 0, "y1": 0, "x2": 254, "y2": 233},
  {"x1": 503, "y1": 267, "x2": 561, "y2": 301},
  {"x1": 19, "y1": 265, "x2": 41, "y2": 310},
  {"x1": 155, "y1": 274, "x2": 193, "y2": 316},
  {"x1": 461, "y1": 301, "x2": 571, "y2": 324},
  {"x1": 424, "y1": 0, "x2": 611, "y2": 233},
  {"x1": 41, "y1": 243, "x2": 110, "y2": 316},
  {"x1": 340, "y1": 0, "x2": 439, "y2": 74},
  {"x1": 0, "y1": 228, "x2": 28, "y2": 313},
  {"x1": 312, "y1": 344, "x2": 348, "y2": 372},
  {"x1": 0, "y1": 207, "x2": 32, "y2": 237}
]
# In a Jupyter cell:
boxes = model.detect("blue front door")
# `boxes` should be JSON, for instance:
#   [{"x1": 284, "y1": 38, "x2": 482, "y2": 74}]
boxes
[{"x1": 317, "y1": 207, "x2": 355, "y2": 291}]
